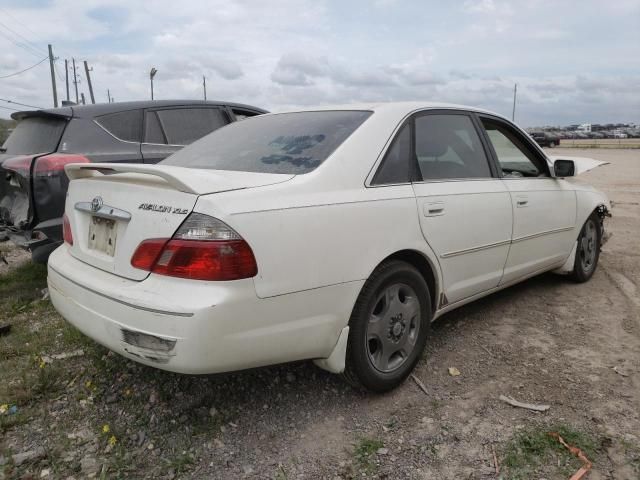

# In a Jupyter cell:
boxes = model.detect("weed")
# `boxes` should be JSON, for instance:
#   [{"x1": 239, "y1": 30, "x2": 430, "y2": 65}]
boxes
[
  {"x1": 165, "y1": 451, "x2": 195, "y2": 474},
  {"x1": 354, "y1": 437, "x2": 383, "y2": 473},
  {"x1": 502, "y1": 424, "x2": 599, "y2": 480}
]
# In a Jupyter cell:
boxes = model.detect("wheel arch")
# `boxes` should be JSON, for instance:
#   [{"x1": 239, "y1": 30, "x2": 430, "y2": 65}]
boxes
[{"x1": 374, "y1": 249, "x2": 440, "y2": 314}]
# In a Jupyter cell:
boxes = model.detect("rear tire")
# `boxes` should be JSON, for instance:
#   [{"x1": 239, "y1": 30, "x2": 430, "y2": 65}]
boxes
[
  {"x1": 570, "y1": 213, "x2": 601, "y2": 283},
  {"x1": 548, "y1": 141, "x2": 556, "y2": 147},
  {"x1": 343, "y1": 260, "x2": 431, "y2": 393}
]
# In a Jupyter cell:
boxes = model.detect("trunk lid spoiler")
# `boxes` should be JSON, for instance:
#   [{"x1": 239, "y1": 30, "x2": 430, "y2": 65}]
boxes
[{"x1": 65, "y1": 163, "x2": 295, "y2": 195}]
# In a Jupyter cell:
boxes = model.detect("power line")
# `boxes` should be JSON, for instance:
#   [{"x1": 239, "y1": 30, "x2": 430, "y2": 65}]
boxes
[
  {"x1": 0, "y1": 98, "x2": 43, "y2": 109},
  {"x1": 0, "y1": 104, "x2": 20, "y2": 112},
  {"x1": 0, "y1": 7, "x2": 73, "y2": 61},
  {"x1": 0, "y1": 56, "x2": 48, "y2": 79},
  {"x1": 0, "y1": 19, "x2": 47, "y2": 56},
  {"x1": 0, "y1": 25, "x2": 45, "y2": 59},
  {"x1": 0, "y1": 7, "x2": 48, "y2": 47}
]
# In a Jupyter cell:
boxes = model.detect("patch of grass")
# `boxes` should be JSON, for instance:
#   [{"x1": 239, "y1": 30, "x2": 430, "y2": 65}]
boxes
[
  {"x1": 0, "y1": 262, "x2": 47, "y2": 303},
  {"x1": 165, "y1": 451, "x2": 195, "y2": 474},
  {"x1": 354, "y1": 437, "x2": 383, "y2": 473},
  {"x1": 502, "y1": 425, "x2": 598, "y2": 480},
  {"x1": 0, "y1": 410, "x2": 29, "y2": 434}
]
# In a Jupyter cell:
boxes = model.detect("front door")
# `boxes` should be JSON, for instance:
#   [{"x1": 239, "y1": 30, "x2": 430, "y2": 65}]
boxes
[
  {"x1": 478, "y1": 116, "x2": 577, "y2": 284},
  {"x1": 410, "y1": 111, "x2": 513, "y2": 305}
]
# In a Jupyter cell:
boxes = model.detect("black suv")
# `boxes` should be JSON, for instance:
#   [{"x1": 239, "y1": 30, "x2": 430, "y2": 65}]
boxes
[
  {"x1": 0, "y1": 100, "x2": 266, "y2": 262},
  {"x1": 529, "y1": 131, "x2": 560, "y2": 148}
]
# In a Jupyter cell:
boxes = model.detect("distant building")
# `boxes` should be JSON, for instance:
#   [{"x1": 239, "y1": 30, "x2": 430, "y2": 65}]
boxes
[{"x1": 577, "y1": 123, "x2": 592, "y2": 133}]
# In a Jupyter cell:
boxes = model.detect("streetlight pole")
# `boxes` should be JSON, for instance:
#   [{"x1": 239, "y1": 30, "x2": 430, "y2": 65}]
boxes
[{"x1": 150, "y1": 68, "x2": 158, "y2": 100}]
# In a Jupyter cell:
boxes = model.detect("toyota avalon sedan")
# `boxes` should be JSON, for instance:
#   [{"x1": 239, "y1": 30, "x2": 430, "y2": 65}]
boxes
[{"x1": 48, "y1": 102, "x2": 610, "y2": 392}]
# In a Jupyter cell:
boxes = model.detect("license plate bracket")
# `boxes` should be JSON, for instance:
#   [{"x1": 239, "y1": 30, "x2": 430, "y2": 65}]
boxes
[{"x1": 88, "y1": 216, "x2": 117, "y2": 256}]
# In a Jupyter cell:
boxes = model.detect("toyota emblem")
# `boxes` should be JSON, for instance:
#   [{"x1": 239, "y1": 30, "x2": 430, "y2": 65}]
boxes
[{"x1": 90, "y1": 196, "x2": 103, "y2": 213}]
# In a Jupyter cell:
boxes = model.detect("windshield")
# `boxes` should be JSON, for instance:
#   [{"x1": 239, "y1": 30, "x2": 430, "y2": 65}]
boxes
[
  {"x1": 161, "y1": 110, "x2": 372, "y2": 174},
  {"x1": 1, "y1": 116, "x2": 67, "y2": 155}
]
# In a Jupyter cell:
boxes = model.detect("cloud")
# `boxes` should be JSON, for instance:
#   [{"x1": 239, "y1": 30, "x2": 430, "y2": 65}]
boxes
[{"x1": 0, "y1": 0, "x2": 637, "y2": 127}]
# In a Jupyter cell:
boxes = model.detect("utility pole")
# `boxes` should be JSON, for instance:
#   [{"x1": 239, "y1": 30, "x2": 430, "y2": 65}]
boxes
[
  {"x1": 64, "y1": 59, "x2": 70, "y2": 102},
  {"x1": 107, "y1": 89, "x2": 111, "y2": 103},
  {"x1": 80, "y1": 93, "x2": 86, "y2": 105},
  {"x1": 203, "y1": 75, "x2": 207, "y2": 101},
  {"x1": 83, "y1": 61, "x2": 95, "y2": 104},
  {"x1": 47, "y1": 44, "x2": 58, "y2": 108},
  {"x1": 512, "y1": 83, "x2": 517, "y2": 121},
  {"x1": 72, "y1": 58, "x2": 79, "y2": 104}
]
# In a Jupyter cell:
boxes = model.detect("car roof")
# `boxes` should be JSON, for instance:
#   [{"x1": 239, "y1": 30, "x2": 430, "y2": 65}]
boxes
[
  {"x1": 272, "y1": 101, "x2": 507, "y2": 120},
  {"x1": 12, "y1": 100, "x2": 268, "y2": 121}
]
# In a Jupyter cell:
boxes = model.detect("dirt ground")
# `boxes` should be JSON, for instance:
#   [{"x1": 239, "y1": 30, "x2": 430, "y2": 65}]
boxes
[{"x1": 1, "y1": 148, "x2": 639, "y2": 479}]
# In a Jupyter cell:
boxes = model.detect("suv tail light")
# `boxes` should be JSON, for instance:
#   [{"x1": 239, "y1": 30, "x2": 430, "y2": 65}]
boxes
[
  {"x1": 63, "y1": 214, "x2": 73, "y2": 245},
  {"x1": 130, "y1": 213, "x2": 258, "y2": 281},
  {"x1": 1, "y1": 154, "x2": 89, "y2": 177},
  {"x1": 35, "y1": 154, "x2": 90, "y2": 176}
]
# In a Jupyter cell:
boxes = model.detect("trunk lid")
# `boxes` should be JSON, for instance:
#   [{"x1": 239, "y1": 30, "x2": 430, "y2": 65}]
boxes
[{"x1": 64, "y1": 163, "x2": 293, "y2": 280}]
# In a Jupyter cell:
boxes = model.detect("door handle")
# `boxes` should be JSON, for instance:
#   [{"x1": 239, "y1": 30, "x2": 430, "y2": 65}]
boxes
[
  {"x1": 424, "y1": 202, "x2": 445, "y2": 216},
  {"x1": 516, "y1": 196, "x2": 529, "y2": 208}
]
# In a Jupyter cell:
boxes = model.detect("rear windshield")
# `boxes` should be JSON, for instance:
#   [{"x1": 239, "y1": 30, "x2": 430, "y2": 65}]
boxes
[
  {"x1": 161, "y1": 110, "x2": 372, "y2": 174},
  {"x1": 1, "y1": 116, "x2": 67, "y2": 155}
]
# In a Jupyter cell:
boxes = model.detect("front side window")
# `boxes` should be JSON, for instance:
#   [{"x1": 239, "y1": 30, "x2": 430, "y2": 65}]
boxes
[
  {"x1": 162, "y1": 110, "x2": 372, "y2": 174},
  {"x1": 156, "y1": 108, "x2": 229, "y2": 145},
  {"x1": 415, "y1": 114, "x2": 491, "y2": 180},
  {"x1": 482, "y1": 119, "x2": 548, "y2": 177}
]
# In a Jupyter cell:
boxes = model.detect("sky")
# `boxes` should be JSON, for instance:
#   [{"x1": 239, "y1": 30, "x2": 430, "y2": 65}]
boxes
[{"x1": 0, "y1": 0, "x2": 638, "y2": 126}]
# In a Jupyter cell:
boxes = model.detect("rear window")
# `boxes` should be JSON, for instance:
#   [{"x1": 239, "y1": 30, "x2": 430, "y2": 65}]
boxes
[
  {"x1": 96, "y1": 110, "x2": 143, "y2": 142},
  {"x1": 162, "y1": 110, "x2": 372, "y2": 174},
  {"x1": 1, "y1": 116, "x2": 66, "y2": 155}
]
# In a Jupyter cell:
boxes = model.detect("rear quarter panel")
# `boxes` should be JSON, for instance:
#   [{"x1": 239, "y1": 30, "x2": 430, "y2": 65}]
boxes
[{"x1": 195, "y1": 179, "x2": 441, "y2": 300}]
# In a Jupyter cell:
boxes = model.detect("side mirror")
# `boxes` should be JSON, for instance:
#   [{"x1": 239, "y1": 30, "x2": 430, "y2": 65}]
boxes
[{"x1": 553, "y1": 159, "x2": 575, "y2": 177}]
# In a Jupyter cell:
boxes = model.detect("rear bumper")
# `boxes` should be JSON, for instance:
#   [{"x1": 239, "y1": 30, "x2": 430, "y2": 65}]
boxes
[{"x1": 47, "y1": 246, "x2": 361, "y2": 374}]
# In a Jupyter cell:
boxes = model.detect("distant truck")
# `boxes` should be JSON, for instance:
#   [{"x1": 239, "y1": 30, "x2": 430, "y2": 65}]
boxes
[
  {"x1": 0, "y1": 100, "x2": 266, "y2": 262},
  {"x1": 529, "y1": 131, "x2": 560, "y2": 148}
]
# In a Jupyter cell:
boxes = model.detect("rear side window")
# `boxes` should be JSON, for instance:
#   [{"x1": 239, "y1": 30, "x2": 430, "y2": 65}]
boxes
[
  {"x1": 1, "y1": 116, "x2": 66, "y2": 155},
  {"x1": 96, "y1": 110, "x2": 143, "y2": 142},
  {"x1": 415, "y1": 114, "x2": 491, "y2": 180},
  {"x1": 156, "y1": 108, "x2": 228, "y2": 145},
  {"x1": 162, "y1": 110, "x2": 372, "y2": 174},
  {"x1": 144, "y1": 111, "x2": 165, "y2": 144},
  {"x1": 372, "y1": 124, "x2": 411, "y2": 185}
]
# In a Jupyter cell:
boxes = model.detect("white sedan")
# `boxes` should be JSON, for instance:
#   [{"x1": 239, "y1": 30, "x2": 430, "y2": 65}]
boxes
[{"x1": 48, "y1": 102, "x2": 610, "y2": 392}]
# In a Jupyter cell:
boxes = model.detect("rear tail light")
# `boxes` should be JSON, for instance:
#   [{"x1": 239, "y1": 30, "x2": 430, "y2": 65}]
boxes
[
  {"x1": 130, "y1": 213, "x2": 258, "y2": 281},
  {"x1": 1, "y1": 154, "x2": 89, "y2": 177},
  {"x1": 63, "y1": 214, "x2": 73, "y2": 245},
  {"x1": 35, "y1": 153, "x2": 90, "y2": 176},
  {"x1": 2, "y1": 156, "x2": 32, "y2": 175}
]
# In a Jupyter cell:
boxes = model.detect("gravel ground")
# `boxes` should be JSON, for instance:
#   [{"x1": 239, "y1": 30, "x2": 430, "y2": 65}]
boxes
[{"x1": 1, "y1": 148, "x2": 639, "y2": 479}]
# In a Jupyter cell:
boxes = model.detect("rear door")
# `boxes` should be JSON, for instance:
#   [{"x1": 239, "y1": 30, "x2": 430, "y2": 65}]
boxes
[
  {"x1": 410, "y1": 111, "x2": 513, "y2": 305},
  {"x1": 478, "y1": 116, "x2": 576, "y2": 283},
  {"x1": 141, "y1": 107, "x2": 230, "y2": 164}
]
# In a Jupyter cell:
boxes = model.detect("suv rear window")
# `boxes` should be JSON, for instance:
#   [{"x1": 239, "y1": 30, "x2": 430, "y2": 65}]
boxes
[
  {"x1": 96, "y1": 110, "x2": 143, "y2": 142},
  {"x1": 162, "y1": 110, "x2": 372, "y2": 174},
  {"x1": 1, "y1": 116, "x2": 67, "y2": 155}
]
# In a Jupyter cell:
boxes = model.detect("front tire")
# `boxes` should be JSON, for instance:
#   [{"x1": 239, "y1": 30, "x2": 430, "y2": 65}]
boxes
[
  {"x1": 343, "y1": 260, "x2": 431, "y2": 393},
  {"x1": 548, "y1": 141, "x2": 556, "y2": 147},
  {"x1": 570, "y1": 213, "x2": 601, "y2": 282}
]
